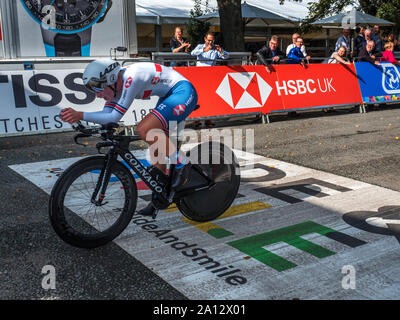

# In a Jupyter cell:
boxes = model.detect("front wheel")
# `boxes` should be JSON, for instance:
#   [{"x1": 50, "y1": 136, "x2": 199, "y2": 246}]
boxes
[
  {"x1": 49, "y1": 156, "x2": 137, "y2": 248},
  {"x1": 177, "y1": 142, "x2": 240, "y2": 222}
]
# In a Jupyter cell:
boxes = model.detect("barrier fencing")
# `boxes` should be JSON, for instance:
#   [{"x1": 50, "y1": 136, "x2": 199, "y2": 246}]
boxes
[{"x1": 0, "y1": 54, "x2": 400, "y2": 136}]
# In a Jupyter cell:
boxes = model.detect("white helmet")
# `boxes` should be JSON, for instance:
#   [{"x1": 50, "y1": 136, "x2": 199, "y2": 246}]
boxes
[{"x1": 83, "y1": 59, "x2": 121, "y2": 92}]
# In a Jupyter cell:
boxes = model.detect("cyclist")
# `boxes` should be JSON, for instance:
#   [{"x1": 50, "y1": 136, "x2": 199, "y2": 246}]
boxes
[{"x1": 60, "y1": 59, "x2": 198, "y2": 216}]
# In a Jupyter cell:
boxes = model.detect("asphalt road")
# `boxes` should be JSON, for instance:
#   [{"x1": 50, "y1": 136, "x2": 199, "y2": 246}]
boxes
[{"x1": 1, "y1": 105, "x2": 400, "y2": 300}]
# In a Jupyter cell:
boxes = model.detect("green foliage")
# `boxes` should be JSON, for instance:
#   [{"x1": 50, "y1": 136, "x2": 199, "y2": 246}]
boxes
[
  {"x1": 280, "y1": 0, "x2": 400, "y2": 32},
  {"x1": 186, "y1": 0, "x2": 212, "y2": 47}
]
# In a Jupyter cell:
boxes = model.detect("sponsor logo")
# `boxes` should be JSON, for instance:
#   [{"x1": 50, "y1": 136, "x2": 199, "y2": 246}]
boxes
[
  {"x1": 381, "y1": 64, "x2": 400, "y2": 94},
  {"x1": 125, "y1": 77, "x2": 133, "y2": 88},
  {"x1": 99, "y1": 62, "x2": 120, "y2": 79},
  {"x1": 216, "y1": 72, "x2": 272, "y2": 109},
  {"x1": 173, "y1": 105, "x2": 186, "y2": 116},
  {"x1": 151, "y1": 77, "x2": 160, "y2": 85},
  {"x1": 124, "y1": 153, "x2": 163, "y2": 193}
]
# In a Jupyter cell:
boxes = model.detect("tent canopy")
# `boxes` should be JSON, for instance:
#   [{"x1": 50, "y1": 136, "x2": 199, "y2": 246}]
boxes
[
  {"x1": 197, "y1": 1, "x2": 297, "y2": 27},
  {"x1": 135, "y1": 0, "x2": 310, "y2": 25},
  {"x1": 311, "y1": 10, "x2": 395, "y2": 28}
]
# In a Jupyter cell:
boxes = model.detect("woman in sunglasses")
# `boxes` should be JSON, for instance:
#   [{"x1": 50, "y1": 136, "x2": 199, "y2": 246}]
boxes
[{"x1": 60, "y1": 59, "x2": 198, "y2": 216}]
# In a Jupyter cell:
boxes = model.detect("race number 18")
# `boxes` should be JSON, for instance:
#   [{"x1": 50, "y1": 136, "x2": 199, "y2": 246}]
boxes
[{"x1": 132, "y1": 109, "x2": 152, "y2": 122}]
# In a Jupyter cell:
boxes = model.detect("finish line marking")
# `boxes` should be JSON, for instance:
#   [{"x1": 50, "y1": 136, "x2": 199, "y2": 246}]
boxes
[{"x1": 9, "y1": 146, "x2": 400, "y2": 299}]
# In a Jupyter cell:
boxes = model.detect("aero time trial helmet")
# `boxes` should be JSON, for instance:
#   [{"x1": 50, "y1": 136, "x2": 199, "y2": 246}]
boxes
[{"x1": 83, "y1": 59, "x2": 121, "y2": 92}]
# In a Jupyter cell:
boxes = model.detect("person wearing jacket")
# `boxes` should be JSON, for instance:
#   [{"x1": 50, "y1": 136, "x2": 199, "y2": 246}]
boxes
[
  {"x1": 358, "y1": 40, "x2": 382, "y2": 65},
  {"x1": 287, "y1": 37, "x2": 309, "y2": 66},
  {"x1": 256, "y1": 35, "x2": 285, "y2": 72},
  {"x1": 380, "y1": 42, "x2": 399, "y2": 65}
]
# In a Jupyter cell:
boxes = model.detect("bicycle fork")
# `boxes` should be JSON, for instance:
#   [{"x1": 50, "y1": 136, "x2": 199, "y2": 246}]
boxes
[{"x1": 91, "y1": 150, "x2": 117, "y2": 206}]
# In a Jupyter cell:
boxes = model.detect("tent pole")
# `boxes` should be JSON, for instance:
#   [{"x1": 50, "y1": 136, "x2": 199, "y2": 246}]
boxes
[
  {"x1": 325, "y1": 28, "x2": 330, "y2": 57},
  {"x1": 155, "y1": 24, "x2": 162, "y2": 52}
]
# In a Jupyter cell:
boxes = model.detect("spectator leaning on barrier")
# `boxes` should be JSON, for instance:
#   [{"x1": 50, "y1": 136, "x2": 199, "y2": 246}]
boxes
[
  {"x1": 371, "y1": 25, "x2": 383, "y2": 53},
  {"x1": 256, "y1": 35, "x2": 285, "y2": 73},
  {"x1": 358, "y1": 40, "x2": 382, "y2": 65},
  {"x1": 380, "y1": 42, "x2": 399, "y2": 65},
  {"x1": 191, "y1": 32, "x2": 229, "y2": 67},
  {"x1": 328, "y1": 46, "x2": 351, "y2": 64},
  {"x1": 286, "y1": 33, "x2": 308, "y2": 57},
  {"x1": 287, "y1": 37, "x2": 310, "y2": 66},
  {"x1": 170, "y1": 26, "x2": 191, "y2": 67},
  {"x1": 335, "y1": 29, "x2": 351, "y2": 54}
]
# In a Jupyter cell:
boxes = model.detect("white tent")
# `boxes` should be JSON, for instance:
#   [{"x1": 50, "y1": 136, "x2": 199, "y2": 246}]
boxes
[
  {"x1": 135, "y1": 0, "x2": 311, "y2": 51},
  {"x1": 135, "y1": 0, "x2": 310, "y2": 25}
]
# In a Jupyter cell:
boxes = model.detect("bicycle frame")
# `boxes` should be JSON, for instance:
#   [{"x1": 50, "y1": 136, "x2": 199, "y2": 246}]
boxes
[{"x1": 93, "y1": 140, "x2": 215, "y2": 207}]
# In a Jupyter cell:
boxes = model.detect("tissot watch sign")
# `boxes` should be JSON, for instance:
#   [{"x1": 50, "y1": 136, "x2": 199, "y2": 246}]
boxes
[{"x1": 17, "y1": 0, "x2": 125, "y2": 57}]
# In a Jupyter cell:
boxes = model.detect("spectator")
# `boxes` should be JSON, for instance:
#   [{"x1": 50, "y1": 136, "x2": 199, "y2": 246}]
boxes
[
  {"x1": 358, "y1": 40, "x2": 382, "y2": 65},
  {"x1": 355, "y1": 28, "x2": 373, "y2": 61},
  {"x1": 191, "y1": 32, "x2": 227, "y2": 127},
  {"x1": 371, "y1": 25, "x2": 383, "y2": 52},
  {"x1": 191, "y1": 32, "x2": 229, "y2": 66},
  {"x1": 328, "y1": 46, "x2": 351, "y2": 64},
  {"x1": 386, "y1": 33, "x2": 400, "y2": 51},
  {"x1": 380, "y1": 42, "x2": 399, "y2": 64},
  {"x1": 335, "y1": 28, "x2": 351, "y2": 54},
  {"x1": 256, "y1": 35, "x2": 285, "y2": 73},
  {"x1": 354, "y1": 26, "x2": 366, "y2": 57},
  {"x1": 287, "y1": 37, "x2": 310, "y2": 66},
  {"x1": 169, "y1": 26, "x2": 191, "y2": 67},
  {"x1": 286, "y1": 33, "x2": 308, "y2": 58}
]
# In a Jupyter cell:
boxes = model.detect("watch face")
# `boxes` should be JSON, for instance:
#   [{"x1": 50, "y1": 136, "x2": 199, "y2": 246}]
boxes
[{"x1": 21, "y1": 0, "x2": 109, "y2": 33}]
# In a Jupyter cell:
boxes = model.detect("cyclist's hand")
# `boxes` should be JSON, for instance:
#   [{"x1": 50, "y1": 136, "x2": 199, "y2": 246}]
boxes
[{"x1": 60, "y1": 108, "x2": 83, "y2": 124}]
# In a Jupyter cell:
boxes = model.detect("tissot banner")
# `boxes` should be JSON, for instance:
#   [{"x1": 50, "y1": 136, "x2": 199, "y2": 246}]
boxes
[
  {"x1": 16, "y1": 0, "x2": 125, "y2": 57},
  {"x1": 355, "y1": 62, "x2": 400, "y2": 104},
  {"x1": 0, "y1": 69, "x2": 155, "y2": 135}
]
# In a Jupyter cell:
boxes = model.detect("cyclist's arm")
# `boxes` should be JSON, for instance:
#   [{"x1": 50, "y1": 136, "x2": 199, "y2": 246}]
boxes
[
  {"x1": 84, "y1": 78, "x2": 147, "y2": 125},
  {"x1": 83, "y1": 102, "x2": 124, "y2": 124}
]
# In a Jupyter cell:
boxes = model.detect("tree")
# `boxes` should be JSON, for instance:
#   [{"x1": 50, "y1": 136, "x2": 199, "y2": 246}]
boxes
[
  {"x1": 216, "y1": 0, "x2": 245, "y2": 51},
  {"x1": 280, "y1": 0, "x2": 400, "y2": 33},
  {"x1": 186, "y1": 0, "x2": 211, "y2": 47}
]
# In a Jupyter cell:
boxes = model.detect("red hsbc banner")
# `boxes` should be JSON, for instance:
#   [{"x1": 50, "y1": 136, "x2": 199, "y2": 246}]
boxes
[
  {"x1": 274, "y1": 63, "x2": 362, "y2": 111},
  {"x1": 174, "y1": 65, "x2": 283, "y2": 118},
  {"x1": 174, "y1": 64, "x2": 362, "y2": 118}
]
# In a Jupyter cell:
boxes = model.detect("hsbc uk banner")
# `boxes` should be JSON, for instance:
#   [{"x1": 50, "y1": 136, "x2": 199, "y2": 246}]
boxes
[
  {"x1": 175, "y1": 65, "x2": 281, "y2": 118},
  {"x1": 273, "y1": 63, "x2": 362, "y2": 111},
  {"x1": 355, "y1": 62, "x2": 400, "y2": 104},
  {"x1": 175, "y1": 64, "x2": 362, "y2": 117}
]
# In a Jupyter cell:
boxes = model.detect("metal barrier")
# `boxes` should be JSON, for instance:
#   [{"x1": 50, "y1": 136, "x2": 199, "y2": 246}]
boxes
[
  {"x1": 0, "y1": 57, "x2": 151, "y2": 71},
  {"x1": 151, "y1": 52, "x2": 252, "y2": 66}
]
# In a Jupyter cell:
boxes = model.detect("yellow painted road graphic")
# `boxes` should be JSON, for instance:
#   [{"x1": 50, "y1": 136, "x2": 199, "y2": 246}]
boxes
[{"x1": 9, "y1": 147, "x2": 400, "y2": 299}]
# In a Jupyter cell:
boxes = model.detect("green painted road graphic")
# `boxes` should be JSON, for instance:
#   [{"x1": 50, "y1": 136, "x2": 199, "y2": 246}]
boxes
[{"x1": 9, "y1": 146, "x2": 400, "y2": 299}]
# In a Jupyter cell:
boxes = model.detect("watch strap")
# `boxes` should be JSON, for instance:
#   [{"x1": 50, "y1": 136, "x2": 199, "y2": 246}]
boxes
[{"x1": 40, "y1": 27, "x2": 92, "y2": 57}]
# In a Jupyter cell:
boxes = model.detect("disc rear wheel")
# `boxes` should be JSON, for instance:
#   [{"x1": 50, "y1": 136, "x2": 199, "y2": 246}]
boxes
[{"x1": 177, "y1": 142, "x2": 240, "y2": 222}]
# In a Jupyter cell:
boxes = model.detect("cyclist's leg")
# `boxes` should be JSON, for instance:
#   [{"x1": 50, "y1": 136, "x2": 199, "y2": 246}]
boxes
[
  {"x1": 135, "y1": 113, "x2": 170, "y2": 174},
  {"x1": 135, "y1": 81, "x2": 197, "y2": 216},
  {"x1": 136, "y1": 81, "x2": 198, "y2": 174}
]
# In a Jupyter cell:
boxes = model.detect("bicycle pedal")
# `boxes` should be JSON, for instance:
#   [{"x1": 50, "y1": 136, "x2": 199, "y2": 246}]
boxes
[{"x1": 152, "y1": 209, "x2": 159, "y2": 220}]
